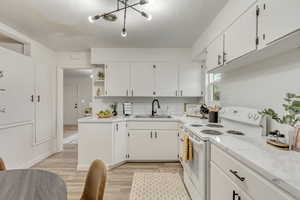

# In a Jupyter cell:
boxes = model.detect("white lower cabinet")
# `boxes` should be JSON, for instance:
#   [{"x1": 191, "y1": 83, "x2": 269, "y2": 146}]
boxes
[
  {"x1": 113, "y1": 122, "x2": 128, "y2": 164},
  {"x1": 210, "y1": 144, "x2": 295, "y2": 200},
  {"x1": 128, "y1": 129, "x2": 178, "y2": 161},
  {"x1": 210, "y1": 162, "x2": 243, "y2": 200}
]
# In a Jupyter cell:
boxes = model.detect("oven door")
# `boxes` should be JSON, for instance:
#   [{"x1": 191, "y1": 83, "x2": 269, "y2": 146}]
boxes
[{"x1": 184, "y1": 136, "x2": 207, "y2": 200}]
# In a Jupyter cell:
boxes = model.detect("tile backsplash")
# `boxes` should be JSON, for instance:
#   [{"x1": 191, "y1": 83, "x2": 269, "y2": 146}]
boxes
[{"x1": 92, "y1": 97, "x2": 202, "y2": 116}]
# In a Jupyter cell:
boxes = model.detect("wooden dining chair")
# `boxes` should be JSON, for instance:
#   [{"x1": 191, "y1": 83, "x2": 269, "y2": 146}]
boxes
[
  {"x1": 0, "y1": 158, "x2": 6, "y2": 170},
  {"x1": 80, "y1": 160, "x2": 107, "y2": 200}
]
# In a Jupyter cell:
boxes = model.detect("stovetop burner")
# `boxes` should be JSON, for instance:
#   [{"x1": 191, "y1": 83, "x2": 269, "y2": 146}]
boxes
[
  {"x1": 227, "y1": 130, "x2": 245, "y2": 136},
  {"x1": 206, "y1": 124, "x2": 224, "y2": 128},
  {"x1": 190, "y1": 124, "x2": 203, "y2": 127},
  {"x1": 201, "y1": 129, "x2": 223, "y2": 135}
]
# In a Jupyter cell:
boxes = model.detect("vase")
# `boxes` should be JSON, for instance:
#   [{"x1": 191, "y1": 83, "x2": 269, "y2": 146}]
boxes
[{"x1": 288, "y1": 126, "x2": 297, "y2": 150}]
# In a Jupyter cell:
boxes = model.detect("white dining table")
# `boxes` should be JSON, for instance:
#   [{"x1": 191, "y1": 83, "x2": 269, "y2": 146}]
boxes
[{"x1": 0, "y1": 169, "x2": 67, "y2": 200}]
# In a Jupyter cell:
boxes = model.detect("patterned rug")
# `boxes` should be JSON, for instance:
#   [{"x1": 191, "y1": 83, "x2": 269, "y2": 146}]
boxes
[{"x1": 129, "y1": 172, "x2": 190, "y2": 200}]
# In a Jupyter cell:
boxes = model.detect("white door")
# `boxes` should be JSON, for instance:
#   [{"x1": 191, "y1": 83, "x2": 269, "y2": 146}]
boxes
[
  {"x1": 131, "y1": 63, "x2": 155, "y2": 97},
  {"x1": 106, "y1": 63, "x2": 130, "y2": 96},
  {"x1": 35, "y1": 63, "x2": 54, "y2": 144},
  {"x1": 113, "y1": 122, "x2": 128, "y2": 163},
  {"x1": 210, "y1": 162, "x2": 241, "y2": 200},
  {"x1": 260, "y1": 0, "x2": 300, "y2": 45},
  {"x1": 179, "y1": 63, "x2": 202, "y2": 97},
  {"x1": 154, "y1": 63, "x2": 178, "y2": 97},
  {"x1": 64, "y1": 84, "x2": 79, "y2": 125},
  {"x1": 206, "y1": 35, "x2": 224, "y2": 71},
  {"x1": 224, "y1": 3, "x2": 257, "y2": 63},
  {"x1": 153, "y1": 130, "x2": 178, "y2": 160},
  {"x1": 128, "y1": 130, "x2": 154, "y2": 160}
]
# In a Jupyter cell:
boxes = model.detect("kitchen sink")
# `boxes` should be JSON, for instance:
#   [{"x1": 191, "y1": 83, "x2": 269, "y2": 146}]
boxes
[{"x1": 134, "y1": 115, "x2": 172, "y2": 119}]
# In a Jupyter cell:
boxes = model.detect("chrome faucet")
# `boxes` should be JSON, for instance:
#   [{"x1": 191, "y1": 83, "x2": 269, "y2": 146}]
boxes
[{"x1": 152, "y1": 98, "x2": 160, "y2": 116}]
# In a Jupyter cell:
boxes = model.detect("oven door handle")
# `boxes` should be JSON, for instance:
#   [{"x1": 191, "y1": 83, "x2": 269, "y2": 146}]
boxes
[{"x1": 188, "y1": 136, "x2": 203, "y2": 145}]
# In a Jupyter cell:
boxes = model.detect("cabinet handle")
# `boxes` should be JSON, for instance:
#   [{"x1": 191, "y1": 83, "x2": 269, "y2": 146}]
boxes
[
  {"x1": 0, "y1": 70, "x2": 4, "y2": 78},
  {"x1": 175, "y1": 90, "x2": 178, "y2": 96},
  {"x1": 131, "y1": 89, "x2": 133, "y2": 96},
  {"x1": 223, "y1": 52, "x2": 227, "y2": 63},
  {"x1": 31, "y1": 95, "x2": 34, "y2": 102},
  {"x1": 0, "y1": 107, "x2": 6, "y2": 113},
  {"x1": 116, "y1": 124, "x2": 119, "y2": 132},
  {"x1": 217, "y1": 55, "x2": 222, "y2": 65},
  {"x1": 229, "y1": 170, "x2": 246, "y2": 182},
  {"x1": 0, "y1": 89, "x2": 6, "y2": 92},
  {"x1": 37, "y1": 95, "x2": 41, "y2": 103},
  {"x1": 126, "y1": 90, "x2": 128, "y2": 96},
  {"x1": 150, "y1": 131, "x2": 153, "y2": 138},
  {"x1": 155, "y1": 131, "x2": 157, "y2": 139},
  {"x1": 180, "y1": 90, "x2": 183, "y2": 96},
  {"x1": 232, "y1": 190, "x2": 239, "y2": 200}
]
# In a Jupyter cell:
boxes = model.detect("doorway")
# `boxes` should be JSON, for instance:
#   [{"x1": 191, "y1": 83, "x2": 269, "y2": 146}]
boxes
[{"x1": 63, "y1": 69, "x2": 93, "y2": 144}]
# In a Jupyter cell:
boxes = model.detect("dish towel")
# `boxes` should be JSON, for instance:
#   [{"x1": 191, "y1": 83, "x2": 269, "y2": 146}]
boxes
[{"x1": 183, "y1": 134, "x2": 193, "y2": 161}]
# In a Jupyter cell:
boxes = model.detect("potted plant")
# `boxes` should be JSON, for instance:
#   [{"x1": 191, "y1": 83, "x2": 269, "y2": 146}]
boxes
[{"x1": 259, "y1": 93, "x2": 300, "y2": 149}]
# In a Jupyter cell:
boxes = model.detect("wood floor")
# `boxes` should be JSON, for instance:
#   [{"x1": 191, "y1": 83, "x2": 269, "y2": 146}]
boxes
[
  {"x1": 32, "y1": 144, "x2": 183, "y2": 200},
  {"x1": 63, "y1": 125, "x2": 78, "y2": 139}
]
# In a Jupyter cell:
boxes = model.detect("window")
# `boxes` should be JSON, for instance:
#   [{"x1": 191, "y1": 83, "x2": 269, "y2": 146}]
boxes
[{"x1": 206, "y1": 73, "x2": 221, "y2": 102}]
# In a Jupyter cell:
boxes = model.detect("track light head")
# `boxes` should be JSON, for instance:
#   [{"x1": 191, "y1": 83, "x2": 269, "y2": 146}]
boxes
[
  {"x1": 141, "y1": 12, "x2": 152, "y2": 21},
  {"x1": 139, "y1": 0, "x2": 149, "y2": 5}
]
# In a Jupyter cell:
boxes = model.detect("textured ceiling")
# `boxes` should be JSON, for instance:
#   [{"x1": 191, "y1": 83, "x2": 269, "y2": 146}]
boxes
[{"x1": 0, "y1": 0, "x2": 228, "y2": 51}]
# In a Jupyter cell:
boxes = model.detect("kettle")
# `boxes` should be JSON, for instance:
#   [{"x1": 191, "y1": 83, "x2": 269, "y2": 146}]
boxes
[{"x1": 200, "y1": 104, "x2": 209, "y2": 115}]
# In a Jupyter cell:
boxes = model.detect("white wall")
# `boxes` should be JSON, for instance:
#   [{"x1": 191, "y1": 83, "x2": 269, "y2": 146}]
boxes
[
  {"x1": 220, "y1": 49, "x2": 300, "y2": 132},
  {"x1": 0, "y1": 22, "x2": 57, "y2": 169},
  {"x1": 64, "y1": 75, "x2": 92, "y2": 125}
]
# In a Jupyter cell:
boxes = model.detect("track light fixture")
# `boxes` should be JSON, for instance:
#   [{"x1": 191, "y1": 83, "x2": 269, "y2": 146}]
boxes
[{"x1": 88, "y1": 0, "x2": 152, "y2": 37}]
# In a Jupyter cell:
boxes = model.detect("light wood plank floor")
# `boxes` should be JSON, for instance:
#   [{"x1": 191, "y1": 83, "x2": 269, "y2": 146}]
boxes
[
  {"x1": 32, "y1": 144, "x2": 183, "y2": 200},
  {"x1": 64, "y1": 125, "x2": 78, "y2": 139}
]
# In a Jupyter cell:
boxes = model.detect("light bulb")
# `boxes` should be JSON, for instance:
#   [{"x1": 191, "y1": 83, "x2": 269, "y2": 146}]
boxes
[
  {"x1": 88, "y1": 16, "x2": 94, "y2": 23},
  {"x1": 121, "y1": 29, "x2": 127, "y2": 37},
  {"x1": 147, "y1": 14, "x2": 152, "y2": 21}
]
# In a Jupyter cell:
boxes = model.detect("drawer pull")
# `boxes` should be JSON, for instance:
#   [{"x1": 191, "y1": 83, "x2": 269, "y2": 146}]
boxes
[
  {"x1": 230, "y1": 169, "x2": 246, "y2": 182},
  {"x1": 232, "y1": 190, "x2": 239, "y2": 200}
]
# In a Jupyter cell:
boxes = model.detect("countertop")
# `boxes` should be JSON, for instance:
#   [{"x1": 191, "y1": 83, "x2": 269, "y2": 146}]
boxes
[
  {"x1": 78, "y1": 115, "x2": 300, "y2": 199},
  {"x1": 185, "y1": 123, "x2": 300, "y2": 200}
]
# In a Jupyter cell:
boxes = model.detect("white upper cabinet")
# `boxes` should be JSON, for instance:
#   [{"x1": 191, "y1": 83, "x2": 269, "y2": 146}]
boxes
[
  {"x1": 178, "y1": 63, "x2": 202, "y2": 97},
  {"x1": 206, "y1": 35, "x2": 224, "y2": 71},
  {"x1": 131, "y1": 63, "x2": 155, "y2": 97},
  {"x1": 154, "y1": 63, "x2": 178, "y2": 97},
  {"x1": 224, "y1": 3, "x2": 258, "y2": 63},
  {"x1": 105, "y1": 63, "x2": 131, "y2": 96},
  {"x1": 260, "y1": 0, "x2": 300, "y2": 46}
]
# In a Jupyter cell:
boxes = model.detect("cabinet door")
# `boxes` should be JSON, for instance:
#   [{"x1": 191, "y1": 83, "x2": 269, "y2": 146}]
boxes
[
  {"x1": 211, "y1": 162, "x2": 241, "y2": 200},
  {"x1": 179, "y1": 63, "x2": 202, "y2": 97},
  {"x1": 206, "y1": 35, "x2": 224, "y2": 71},
  {"x1": 106, "y1": 63, "x2": 130, "y2": 96},
  {"x1": 260, "y1": 0, "x2": 300, "y2": 45},
  {"x1": 131, "y1": 63, "x2": 155, "y2": 97},
  {"x1": 128, "y1": 130, "x2": 154, "y2": 160},
  {"x1": 35, "y1": 63, "x2": 53, "y2": 144},
  {"x1": 154, "y1": 63, "x2": 178, "y2": 97},
  {"x1": 224, "y1": 4, "x2": 257, "y2": 63},
  {"x1": 154, "y1": 130, "x2": 178, "y2": 160},
  {"x1": 0, "y1": 47, "x2": 35, "y2": 126},
  {"x1": 113, "y1": 122, "x2": 128, "y2": 164}
]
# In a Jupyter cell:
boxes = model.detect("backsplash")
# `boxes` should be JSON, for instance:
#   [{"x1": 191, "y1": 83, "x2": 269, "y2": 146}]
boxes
[{"x1": 92, "y1": 97, "x2": 203, "y2": 116}]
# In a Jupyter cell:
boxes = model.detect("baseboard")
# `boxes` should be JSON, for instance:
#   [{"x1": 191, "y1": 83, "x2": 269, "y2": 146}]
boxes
[
  {"x1": 77, "y1": 161, "x2": 127, "y2": 171},
  {"x1": 20, "y1": 151, "x2": 54, "y2": 169}
]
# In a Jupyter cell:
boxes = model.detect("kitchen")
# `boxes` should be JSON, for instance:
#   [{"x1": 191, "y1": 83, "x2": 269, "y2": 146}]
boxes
[{"x1": 0, "y1": 0, "x2": 300, "y2": 200}]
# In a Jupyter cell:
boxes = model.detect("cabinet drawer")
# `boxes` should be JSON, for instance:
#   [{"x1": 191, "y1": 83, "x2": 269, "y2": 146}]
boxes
[
  {"x1": 128, "y1": 122, "x2": 178, "y2": 130},
  {"x1": 211, "y1": 144, "x2": 294, "y2": 200}
]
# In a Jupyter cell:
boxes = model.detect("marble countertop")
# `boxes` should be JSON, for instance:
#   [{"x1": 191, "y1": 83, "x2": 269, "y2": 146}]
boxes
[
  {"x1": 184, "y1": 123, "x2": 300, "y2": 200},
  {"x1": 78, "y1": 115, "x2": 300, "y2": 199}
]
